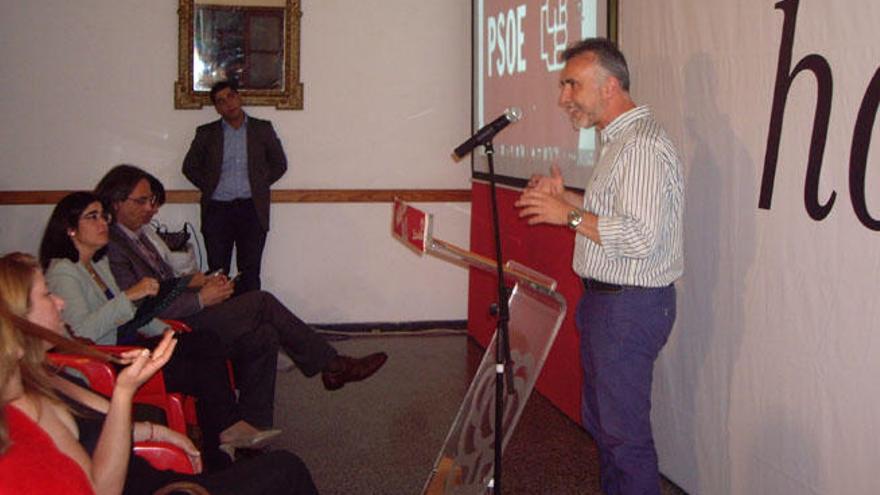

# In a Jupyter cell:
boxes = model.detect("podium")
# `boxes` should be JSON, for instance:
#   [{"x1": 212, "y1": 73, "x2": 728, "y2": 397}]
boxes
[{"x1": 392, "y1": 200, "x2": 567, "y2": 494}]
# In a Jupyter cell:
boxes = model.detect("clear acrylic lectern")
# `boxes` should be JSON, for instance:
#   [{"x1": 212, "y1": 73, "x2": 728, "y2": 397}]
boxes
[{"x1": 391, "y1": 200, "x2": 567, "y2": 494}]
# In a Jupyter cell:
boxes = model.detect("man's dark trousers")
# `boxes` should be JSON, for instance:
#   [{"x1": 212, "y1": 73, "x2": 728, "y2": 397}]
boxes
[
  {"x1": 575, "y1": 284, "x2": 676, "y2": 495},
  {"x1": 203, "y1": 198, "x2": 266, "y2": 295},
  {"x1": 180, "y1": 289, "x2": 338, "y2": 424}
]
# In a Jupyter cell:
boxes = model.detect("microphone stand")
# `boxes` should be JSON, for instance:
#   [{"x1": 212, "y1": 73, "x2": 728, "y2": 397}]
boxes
[{"x1": 483, "y1": 140, "x2": 514, "y2": 494}]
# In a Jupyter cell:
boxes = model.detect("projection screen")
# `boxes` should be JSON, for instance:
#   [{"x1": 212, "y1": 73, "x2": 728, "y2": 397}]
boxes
[{"x1": 471, "y1": 0, "x2": 617, "y2": 188}]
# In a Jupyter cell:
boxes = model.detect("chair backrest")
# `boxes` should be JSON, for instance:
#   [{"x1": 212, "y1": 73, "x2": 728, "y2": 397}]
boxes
[
  {"x1": 47, "y1": 353, "x2": 116, "y2": 396},
  {"x1": 48, "y1": 348, "x2": 188, "y2": 434}
]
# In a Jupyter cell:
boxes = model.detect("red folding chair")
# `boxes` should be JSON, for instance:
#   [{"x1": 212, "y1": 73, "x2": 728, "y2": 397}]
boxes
[
  {"x1": 134, "y1": 441, "x2": 198, "y2": 474},
  {"x1": 49, "y1": 319, "x2": 235, "y2": 433},
  {"x1": 48, "y1": 351, "x2": 188, "y2": 434}
]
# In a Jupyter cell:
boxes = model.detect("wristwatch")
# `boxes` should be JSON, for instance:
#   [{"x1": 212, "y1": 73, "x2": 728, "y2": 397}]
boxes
[{"x1": 567, "y1": 209, "x2": 584, "y2": 230}]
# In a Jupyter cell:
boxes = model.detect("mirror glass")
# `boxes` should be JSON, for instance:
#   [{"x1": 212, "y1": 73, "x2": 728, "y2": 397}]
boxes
[
  {"x1": 176, "y1": 0, "x2": 303, "y2": 109},
  {"x1": 193, "y1": 0, "x2": 285, "y2": 91}
]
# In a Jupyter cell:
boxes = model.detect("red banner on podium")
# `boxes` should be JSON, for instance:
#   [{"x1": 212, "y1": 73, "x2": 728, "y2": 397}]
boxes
[{"x1": 392, "y1": 198, "x2": 432, "y2": 254}]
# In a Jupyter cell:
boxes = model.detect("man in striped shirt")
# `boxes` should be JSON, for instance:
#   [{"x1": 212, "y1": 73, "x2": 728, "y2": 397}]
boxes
[{"x1": 516, "y1": 38, "x2": 683, "y2": 495}]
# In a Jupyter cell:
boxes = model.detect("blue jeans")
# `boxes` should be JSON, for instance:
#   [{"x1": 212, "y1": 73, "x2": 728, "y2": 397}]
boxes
[{"x1": 575, "y1": 284, "x2": 676, "y2": 495}]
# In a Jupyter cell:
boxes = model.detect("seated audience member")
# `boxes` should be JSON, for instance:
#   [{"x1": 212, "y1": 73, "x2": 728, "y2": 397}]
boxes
[
  {"x1": 39, "y1": 193, "x2": 281, "y2": 469},
  {"x1": 95, "y1": 164, "x2": 388, "y2": 391},
  {"x1": 146, "y1": 172, "x2": 297, "y2": 373},
  {"x1": 0, "y1": 253, "x2": 320, "y2": 495},
  {"x1": 0, "y1": 255, "x2": 176, "y2": 494}
]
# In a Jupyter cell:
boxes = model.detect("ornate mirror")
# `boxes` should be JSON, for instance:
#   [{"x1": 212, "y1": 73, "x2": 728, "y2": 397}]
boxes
[{"x1": 175, "y1": 0, "x2": 303, "y2": 109}]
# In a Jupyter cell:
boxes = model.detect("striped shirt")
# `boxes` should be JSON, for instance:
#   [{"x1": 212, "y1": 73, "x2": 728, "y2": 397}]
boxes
[
  {"x1": 212, "y1": 116, "x2": 252, "y2": 200},
  {"x1": 572, "y1": 106, "x2": 684, "y2": 287}
]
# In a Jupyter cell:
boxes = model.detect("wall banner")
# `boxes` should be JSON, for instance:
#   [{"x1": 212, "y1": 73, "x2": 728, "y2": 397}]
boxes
[{"x1": 622, "y1": 1, "x2": 880, "y2": 493}]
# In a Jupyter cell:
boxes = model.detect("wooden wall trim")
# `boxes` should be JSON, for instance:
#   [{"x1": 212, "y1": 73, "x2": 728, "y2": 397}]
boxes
[{"x1": 0, "y1": 189, "x2": 472, "y2": 205}]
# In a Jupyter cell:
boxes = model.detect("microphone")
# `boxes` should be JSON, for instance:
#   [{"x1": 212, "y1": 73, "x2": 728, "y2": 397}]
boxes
[{"x1": 452, "y1": 107, "x2": 523, "y2": 160}]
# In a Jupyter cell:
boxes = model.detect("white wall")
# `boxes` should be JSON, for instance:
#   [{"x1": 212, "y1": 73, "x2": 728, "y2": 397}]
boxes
[
  {"x1": 621, "y1": 1, "x2": 880, "y2": 493},
  {"x1": 0, "y1": 0, "x2": 473, "y2": 323}
]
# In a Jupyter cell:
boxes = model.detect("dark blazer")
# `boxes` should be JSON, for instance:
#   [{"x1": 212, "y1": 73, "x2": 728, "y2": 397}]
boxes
[
  {"x1": 182, "y1": 116, "x2": 287, "y2": 231},
  {"x1": 107, "y1": 225, "x2": 202, "y2": 320}
]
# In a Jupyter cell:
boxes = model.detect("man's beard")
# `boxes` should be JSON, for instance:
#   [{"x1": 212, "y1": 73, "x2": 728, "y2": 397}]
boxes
[{"x1": 568, "y1": 109, "x2": 596, "y2": 130}]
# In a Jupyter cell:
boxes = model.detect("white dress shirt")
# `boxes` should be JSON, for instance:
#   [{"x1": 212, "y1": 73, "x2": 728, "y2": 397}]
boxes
[{"x1": 573, "y1": 106, "x2": 684, "y2": 287}]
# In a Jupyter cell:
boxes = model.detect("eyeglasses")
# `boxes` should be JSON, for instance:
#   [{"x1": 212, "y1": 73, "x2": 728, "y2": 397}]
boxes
[
  {"x1": 81, "y1": 211, "x2": 112, "y2": 223},
  {"x1": 126, "y1": 195, "x2": 158, "y2": 207}
]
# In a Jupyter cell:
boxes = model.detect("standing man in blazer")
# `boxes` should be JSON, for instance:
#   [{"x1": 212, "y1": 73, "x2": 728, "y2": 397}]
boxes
[{"x1": 183, "y1": 80, "x2": 287, "y2": 294}]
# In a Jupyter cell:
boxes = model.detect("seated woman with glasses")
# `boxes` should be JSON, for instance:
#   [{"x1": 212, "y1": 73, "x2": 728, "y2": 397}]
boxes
[
  {"x1": 38, "y1": 192, "x2": 282, "y2": 470},
  {"x1": 0, "y1": 252, "x2": 319, "y2": 494}
]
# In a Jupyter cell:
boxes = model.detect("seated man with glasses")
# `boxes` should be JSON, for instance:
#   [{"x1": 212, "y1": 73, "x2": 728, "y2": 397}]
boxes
[{"x1": 94, "y1": 165, "x2": 387, "y2": 397}]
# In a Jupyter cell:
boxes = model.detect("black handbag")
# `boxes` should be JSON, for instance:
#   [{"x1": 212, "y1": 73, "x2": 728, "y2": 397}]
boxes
[{"x1": 153, "y1": 222, "x2": 191, "y2": 252}]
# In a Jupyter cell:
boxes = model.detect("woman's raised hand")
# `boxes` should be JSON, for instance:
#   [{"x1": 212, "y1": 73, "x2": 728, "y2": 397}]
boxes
[{"x1": 114, "y1": 331, "x2": 176, "y2": 398}]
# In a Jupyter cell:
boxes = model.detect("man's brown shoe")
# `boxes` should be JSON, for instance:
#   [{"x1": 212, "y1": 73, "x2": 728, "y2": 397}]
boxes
[{"x1": 322, "y1": 352, "x2": 388, "y2": 390}]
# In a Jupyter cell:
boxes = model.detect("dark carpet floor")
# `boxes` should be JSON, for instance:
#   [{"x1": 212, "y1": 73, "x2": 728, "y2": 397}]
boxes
[{"x1": 268, "y1": 331, "x2": 686, "y2": 495}]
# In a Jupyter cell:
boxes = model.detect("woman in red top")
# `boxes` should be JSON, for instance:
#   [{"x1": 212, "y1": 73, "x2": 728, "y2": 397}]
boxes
[
  {"x1": 0, "y1": 405, "x2": 95, "y2": 495},
  {"x1": 0, "y1": 252, "x2": 175, "y2": 495}
]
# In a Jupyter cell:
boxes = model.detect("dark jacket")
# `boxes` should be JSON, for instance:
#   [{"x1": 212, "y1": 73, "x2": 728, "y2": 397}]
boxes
[{"x1": 182, "y1": 116, "x2": 287, "y2": 231}]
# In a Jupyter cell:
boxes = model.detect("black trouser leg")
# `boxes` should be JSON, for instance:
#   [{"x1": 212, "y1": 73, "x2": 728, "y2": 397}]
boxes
[
  {"x1": 228, "y1": 323, "x2": 278, "y2": 427},
  {"x1": 202, "y1": 200, "x2": 236, "y2": 276},
  {"x1": 195, "y1": 451, "x2": 320, "y2": 495},
  {"x1": 257, "y1": 292, "x2": 337, "y2": 376},
  {"x1": 159, "y1": 331, "x2": 240, "y2": 470},
  {"x1": 202, "y1": 199, "x2": 267, "y2": 295},
  {"x1": 182, "y1": 291, "x2": 336, "y2": 379},
  {"x1": 182, "y1": 292, "x2": 282, "y2": 427},
  {"x1": 230, "y1": 200, "x2": 267, "y2": 295}
]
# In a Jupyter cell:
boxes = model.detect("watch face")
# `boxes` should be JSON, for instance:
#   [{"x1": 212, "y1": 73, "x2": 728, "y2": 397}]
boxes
[{"x1": 568, "y1": 210, "x2": 583, "y2": 228}]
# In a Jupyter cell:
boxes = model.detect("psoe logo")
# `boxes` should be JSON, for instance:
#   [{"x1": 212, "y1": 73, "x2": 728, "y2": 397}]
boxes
[
  {"x1": 540, "y1": 0, "x2": 568, "y2": 73},
  {"x1": 487, "y1": 4, "x2": 528, "y2": 78}
]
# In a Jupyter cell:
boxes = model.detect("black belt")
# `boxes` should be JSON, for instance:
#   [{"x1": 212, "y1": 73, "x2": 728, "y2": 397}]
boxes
[
  {"x1": 582, "y1": 278, "x2": 671, "y2": 293},
  {"x1": 209, "y1": 198, "x2": 253, "y2": 206},
  {"x1": 582, "y1": 278, "x2": 627, "y2": 293}
]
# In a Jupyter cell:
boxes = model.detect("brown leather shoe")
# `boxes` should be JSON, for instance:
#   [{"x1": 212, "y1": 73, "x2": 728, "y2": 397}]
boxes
[{"x1": 322, "y1": 352, "x2": 388, "y2": 390}]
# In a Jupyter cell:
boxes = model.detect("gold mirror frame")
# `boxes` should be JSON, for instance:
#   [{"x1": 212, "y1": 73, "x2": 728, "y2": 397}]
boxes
[{"x1": 175, "y1": 0, "x2": 303, "y2": 110}]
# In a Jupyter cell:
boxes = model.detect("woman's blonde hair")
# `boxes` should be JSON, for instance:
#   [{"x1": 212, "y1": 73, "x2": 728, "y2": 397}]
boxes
[{"x1": 0, "y1": 252, "x2": 62, "y2": 453}]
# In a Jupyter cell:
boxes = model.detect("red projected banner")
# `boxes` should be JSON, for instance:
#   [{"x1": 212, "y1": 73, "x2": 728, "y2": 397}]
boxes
[{"x1": 473, "y1": 0, "x2": 612, "y2": 184}]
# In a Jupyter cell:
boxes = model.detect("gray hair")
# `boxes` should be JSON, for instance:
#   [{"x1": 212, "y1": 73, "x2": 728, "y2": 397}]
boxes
[{"x1": 562, "y1": 38, "x2": 630, "y2": 91}]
